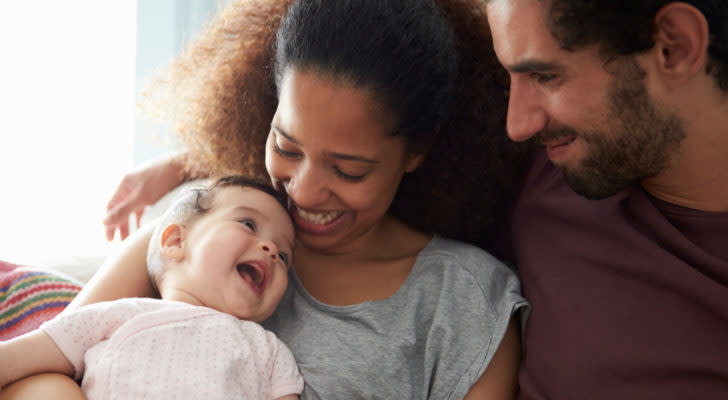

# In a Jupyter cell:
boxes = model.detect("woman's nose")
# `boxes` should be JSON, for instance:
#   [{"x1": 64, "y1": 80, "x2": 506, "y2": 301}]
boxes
[
  {"x1": 286, "y1": 162, "x2": 330, "y2": 207},
  {"x1": 506, "y1": 78, "x2": 547, "y2": 142}
]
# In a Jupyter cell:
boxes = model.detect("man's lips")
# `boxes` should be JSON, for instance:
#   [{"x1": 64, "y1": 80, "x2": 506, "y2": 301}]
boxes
[
  {"x1": 236, "y1": 259, "x2": 268, "y2": 295},
  {"x1": 543, "y1": 136, "x2": 577, "y2": 161},
  {"x1": 542, "y1": 136, "x2": 576, "y2": 148}
]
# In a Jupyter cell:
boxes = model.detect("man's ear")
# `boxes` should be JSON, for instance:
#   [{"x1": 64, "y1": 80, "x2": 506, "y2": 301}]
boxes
[
  {"x1": 653, "y1": 3, "x2": 709, "y2": 86},
  {"x1": 160, "y1": 224, "x2": 186, "y2": 261}
]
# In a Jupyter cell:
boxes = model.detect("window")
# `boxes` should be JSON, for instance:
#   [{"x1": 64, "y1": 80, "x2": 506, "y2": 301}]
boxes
[
  {"x1": 0, "y1": 1, "x2": 234, "y2": 266},
  {"x1": 0, "y1": 2, "x2": 136, "y2": 264}
]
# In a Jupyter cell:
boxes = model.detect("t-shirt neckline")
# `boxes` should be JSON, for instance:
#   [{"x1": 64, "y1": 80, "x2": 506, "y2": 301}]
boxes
[{"x1": 288, "y1": 235, "x2": 440, "y2": 314}]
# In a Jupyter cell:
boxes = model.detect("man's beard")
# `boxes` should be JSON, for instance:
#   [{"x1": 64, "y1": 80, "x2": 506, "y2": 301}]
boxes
[{"x1": 538, "y1": 66, "x2": 686, "y2": 200}]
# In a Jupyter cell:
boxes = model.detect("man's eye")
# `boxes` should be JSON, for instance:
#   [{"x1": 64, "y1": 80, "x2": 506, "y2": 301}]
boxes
[
  {"x1": 532, "y1": 72, "x2": 556, "y2": 84},
  {"x1": 239, "y1": 219, "x2": 256, "y2": 231}
]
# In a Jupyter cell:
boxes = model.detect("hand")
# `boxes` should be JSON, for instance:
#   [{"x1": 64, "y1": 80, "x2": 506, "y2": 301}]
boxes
[{"x1": 104, "y1": 152, "x2": 187, "y2": 241}]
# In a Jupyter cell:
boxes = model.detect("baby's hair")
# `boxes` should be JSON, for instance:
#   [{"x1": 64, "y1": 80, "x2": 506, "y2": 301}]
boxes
[{"x1": 146, "y1": 176, "x2": 289, "y2": 295}]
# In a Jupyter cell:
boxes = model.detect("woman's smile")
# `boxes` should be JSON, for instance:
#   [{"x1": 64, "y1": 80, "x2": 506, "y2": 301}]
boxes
[{"x1": 290, "y1": 202, "x2": 348, "y2": 234}]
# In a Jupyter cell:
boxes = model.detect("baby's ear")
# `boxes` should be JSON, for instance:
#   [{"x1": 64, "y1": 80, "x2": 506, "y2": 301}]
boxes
[{"x1": 160, "y1": 224, "x2": 186, "y2": 261}]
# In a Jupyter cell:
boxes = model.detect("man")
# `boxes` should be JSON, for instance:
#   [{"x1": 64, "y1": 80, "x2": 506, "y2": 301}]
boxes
[{"x1": 484, "y1": 0, "x2": 728, "y2": 399}]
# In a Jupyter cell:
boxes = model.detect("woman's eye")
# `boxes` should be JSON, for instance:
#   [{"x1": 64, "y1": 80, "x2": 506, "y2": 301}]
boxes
[
  {"x1": 239, "y1": 219, "x2": 256, "y2": 231},
  {"x1": 273, "y1": 141, "x2": 300, "y2": 159},
  {"x1": 334, "y1": 167, "x2": 367, "y2": 182}
]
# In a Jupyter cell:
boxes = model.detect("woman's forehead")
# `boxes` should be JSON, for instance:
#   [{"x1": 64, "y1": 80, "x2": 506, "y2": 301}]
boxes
[{"x1": 273, "y1": 70, "x2": 405, "y2": 154}]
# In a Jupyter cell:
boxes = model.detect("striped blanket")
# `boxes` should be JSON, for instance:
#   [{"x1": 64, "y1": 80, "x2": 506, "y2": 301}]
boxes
[{"x1": 0, "y1": 260, "x2": 82, "y2": 340}]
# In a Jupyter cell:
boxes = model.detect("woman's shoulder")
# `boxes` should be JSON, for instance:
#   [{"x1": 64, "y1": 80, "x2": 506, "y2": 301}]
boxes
[
  {"x1": 420, "y1": 235, "x2": 516, "y2": 276},
  {"x1": 415, "y1": 235, "x2": 525, "y2": 309}
]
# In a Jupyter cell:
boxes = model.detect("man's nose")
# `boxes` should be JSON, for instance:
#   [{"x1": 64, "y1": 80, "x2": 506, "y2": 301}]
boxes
[{"x1": 506, "y1": 78, "x2": 547, "y2": 142}]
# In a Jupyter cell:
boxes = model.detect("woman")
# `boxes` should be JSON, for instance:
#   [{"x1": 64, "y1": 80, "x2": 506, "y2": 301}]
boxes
[{"x1": 2, "y1": 0, "x2": 530, "y2": 398}]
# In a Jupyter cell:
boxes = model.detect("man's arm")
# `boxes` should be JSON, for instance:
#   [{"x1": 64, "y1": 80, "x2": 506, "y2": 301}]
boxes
[{"x1": 0, "y1": 329, "x2": 75, "y2": 388}]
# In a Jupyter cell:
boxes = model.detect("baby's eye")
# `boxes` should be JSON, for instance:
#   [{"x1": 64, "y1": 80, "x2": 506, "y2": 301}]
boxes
[
  {"x1": 239, "y1": 219, "x2": 256, "y2": 231},
  {"x1": 278, "y1": 251, "x2": 289, "y2": 266}
]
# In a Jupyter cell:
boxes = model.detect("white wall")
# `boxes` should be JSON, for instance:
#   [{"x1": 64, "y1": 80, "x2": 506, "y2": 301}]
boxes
[
  {"x1": 0, "y1": 1, "x2": 136, "y2": 264},
  {"x1": 0, "y1": 0, "x2": 232, "y2": 266}
]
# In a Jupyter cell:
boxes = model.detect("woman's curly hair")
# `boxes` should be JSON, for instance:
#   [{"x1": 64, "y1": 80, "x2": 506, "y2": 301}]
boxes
[{"x1": 150, "y1": 0, "x2": 530, "y2": 252}]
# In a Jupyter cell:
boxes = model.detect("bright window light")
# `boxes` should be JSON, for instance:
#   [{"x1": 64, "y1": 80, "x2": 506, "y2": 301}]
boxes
[{"x1": 0, "y1": 2, "x2": 136, "y2": 265}]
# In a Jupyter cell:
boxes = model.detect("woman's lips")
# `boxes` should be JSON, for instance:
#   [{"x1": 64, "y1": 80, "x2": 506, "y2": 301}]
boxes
[{"x1": 290, "y1": 204, "x2": 346, "y2": 234}]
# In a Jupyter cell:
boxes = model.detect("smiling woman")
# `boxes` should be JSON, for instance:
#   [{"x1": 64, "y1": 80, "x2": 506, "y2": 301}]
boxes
[{"x1": 0, "y1": 2, "x2": 136, "y2": 266}]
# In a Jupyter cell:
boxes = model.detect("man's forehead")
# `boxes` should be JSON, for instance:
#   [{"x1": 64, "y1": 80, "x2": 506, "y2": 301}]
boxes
[
  {"x1": 485, "y1": 0, "x2": 566, "y2": 69},
  {"x1": 485, "y1": 0, "x2": 548, "y2": 35}
]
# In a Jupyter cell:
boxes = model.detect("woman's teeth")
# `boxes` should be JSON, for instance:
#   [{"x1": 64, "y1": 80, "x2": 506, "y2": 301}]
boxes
[{"x1": 296, "y1": 208, "x2": 341, "y2": 224}]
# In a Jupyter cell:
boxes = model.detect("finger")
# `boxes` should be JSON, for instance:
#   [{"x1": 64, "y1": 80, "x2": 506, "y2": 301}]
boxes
[
  {"x1": 103, "y1": 200, "x2": 137, "y2": 229},
  {"x1": 135, "y1": 208, "x2": 145, "y2": 229},
  {"x1": 105, "y1": 183, "x2": 132, "y2": 212},
  {"x1": 119, "y1": 223, "x2": 130, "y2": 241},
  {"x1": 105, "y1": 225, "x2": 116, "y2": 242}
]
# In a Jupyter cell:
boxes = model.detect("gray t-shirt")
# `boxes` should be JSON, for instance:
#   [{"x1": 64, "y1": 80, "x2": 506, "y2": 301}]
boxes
[{"x1": 263, "y1": 235, "x2": 529, "y2": 399}]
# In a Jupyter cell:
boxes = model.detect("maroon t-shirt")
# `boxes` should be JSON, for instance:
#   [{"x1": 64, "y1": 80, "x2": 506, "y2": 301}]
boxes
[{"x1": 512, "y1": 150, "x2": 728, "y2": 400}]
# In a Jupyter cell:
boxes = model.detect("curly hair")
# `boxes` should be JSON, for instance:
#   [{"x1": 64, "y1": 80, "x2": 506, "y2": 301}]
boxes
[
  {"x1": 543, "y1": 0, "x2": 728, "y2": 91},
  {"x1": 154, "y1": 0, "x2": 529, "y2": 251}
]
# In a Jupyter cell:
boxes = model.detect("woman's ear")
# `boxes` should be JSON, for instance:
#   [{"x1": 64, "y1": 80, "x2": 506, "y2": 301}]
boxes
[
  {"x1": 405, "y1": 151, "x2": 426, "y2": 173},
  {"x1": 160, "y1": 224, "x2": 186, "y2": 261},
  {"x1": 653, "y1": 3, "x2": 709, "y2": 86}
]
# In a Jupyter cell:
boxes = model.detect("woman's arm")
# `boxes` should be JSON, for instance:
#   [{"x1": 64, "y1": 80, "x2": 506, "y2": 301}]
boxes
[
  {"x1": 67, "y1": 224, "x2": 157, "y2": 312},
  {"x1": 463, "y1": 317, "x2": 522, "y2": 400}
]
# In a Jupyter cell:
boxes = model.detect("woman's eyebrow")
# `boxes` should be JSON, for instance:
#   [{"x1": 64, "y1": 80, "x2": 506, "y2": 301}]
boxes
[
  {"x1": 271, "y1": 125, "x2": 379, "y2": 164},
  {"x1": 271, "y1": 125, "x2": 300, "y2": 145},
  {"x1": 327, "y1": 152, "x2": 378, "y2": 164}
]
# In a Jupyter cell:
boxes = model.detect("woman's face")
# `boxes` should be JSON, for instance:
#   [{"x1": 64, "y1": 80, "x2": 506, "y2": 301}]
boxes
[{"x1": 265, "y1": 69, "x2": 423, "y2": 252}]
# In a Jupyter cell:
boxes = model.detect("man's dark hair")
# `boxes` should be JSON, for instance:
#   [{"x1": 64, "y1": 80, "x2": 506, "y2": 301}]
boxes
[{"x1": 545, "y1": 1, "x2": 727, "y2": 91}]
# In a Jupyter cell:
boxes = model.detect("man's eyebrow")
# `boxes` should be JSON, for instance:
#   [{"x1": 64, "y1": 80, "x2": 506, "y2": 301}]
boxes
[
  {"x1": 271, "y1": 125, "x2": 378, "y2": 165},
  {"x1": 507, "y1": 59, "x2": 563, "y2": 73}
]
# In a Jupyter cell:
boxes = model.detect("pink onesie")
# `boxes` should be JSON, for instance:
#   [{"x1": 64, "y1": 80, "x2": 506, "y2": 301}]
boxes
[{"x1": 41, "y1": 298, "x2": 303, "y2": 399}]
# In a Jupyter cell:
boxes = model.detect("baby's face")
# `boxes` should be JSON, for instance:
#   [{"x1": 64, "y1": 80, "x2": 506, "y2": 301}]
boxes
[{"x1": 181, "y1": 186, "x2": 294, "y2": 322}]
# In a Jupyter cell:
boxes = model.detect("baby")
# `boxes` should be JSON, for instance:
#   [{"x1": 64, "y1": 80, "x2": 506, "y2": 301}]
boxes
[{"x1": 0, "y1": 176, "x2": 303, "y2": 399}]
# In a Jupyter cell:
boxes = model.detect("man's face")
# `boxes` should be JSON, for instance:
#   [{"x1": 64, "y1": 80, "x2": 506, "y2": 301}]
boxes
[{"x1": 486, "y1": 0, "x2": 685, "y2": 199}]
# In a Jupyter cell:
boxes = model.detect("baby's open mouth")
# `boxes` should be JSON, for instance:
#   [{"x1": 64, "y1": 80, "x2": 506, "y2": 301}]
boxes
[{"x1": 237, "y1": 263, "x2": 264, "y2": 291}]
